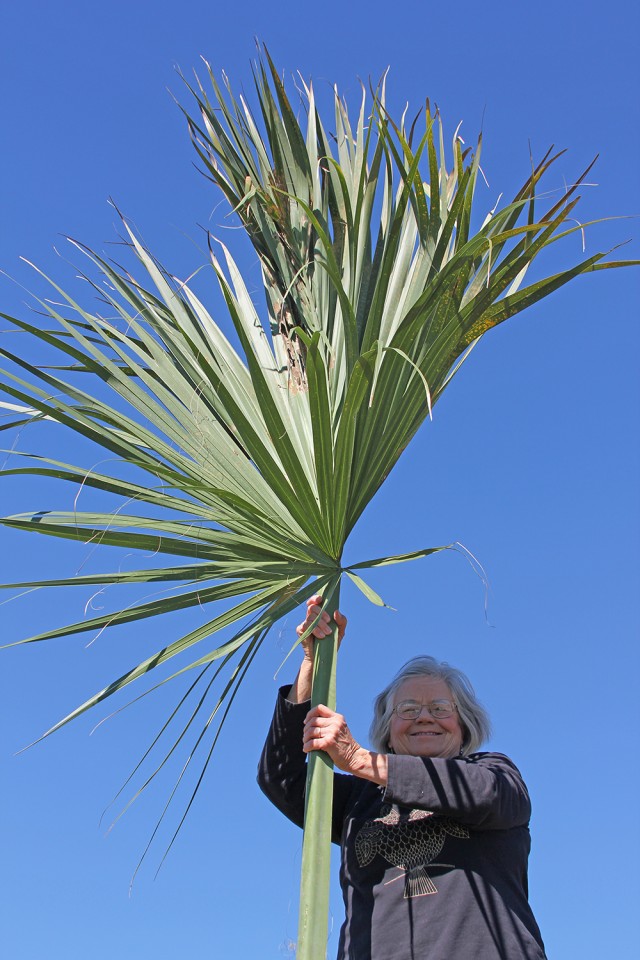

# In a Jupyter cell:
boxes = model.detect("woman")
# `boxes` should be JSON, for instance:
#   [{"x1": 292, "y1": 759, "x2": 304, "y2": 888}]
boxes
[{"x1": 258, "y1": 596, "x2": 547, "y2": 960}]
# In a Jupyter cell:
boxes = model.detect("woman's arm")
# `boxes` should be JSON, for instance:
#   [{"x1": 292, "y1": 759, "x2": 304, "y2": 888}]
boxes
[
  {"x1": 257, "y1": 686, "x2": 312, "y2": 829},
  {"x1": 303, "y1": 704, "x2": 531, "y2": 831},
  {"x1": 257, "y1": 597, "x2": 353, "y2": 842},
  {"x1": 258, "y1": 687, "x2": 360, "y2": 841},
  {"x1": 285, "y1": 594, "x2": 347, "y2": 704},
  {"x1": 384, "y1": 751, "x2": 532, "y2": 829}
]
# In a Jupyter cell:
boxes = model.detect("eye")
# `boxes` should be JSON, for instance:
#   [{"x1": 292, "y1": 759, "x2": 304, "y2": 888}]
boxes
[
  {"x1": 429, "y1": 700, "x2": 455, "y2": 718},
  {"x1": 395, "y1": 700, "x2": 421, "y2": 719}
]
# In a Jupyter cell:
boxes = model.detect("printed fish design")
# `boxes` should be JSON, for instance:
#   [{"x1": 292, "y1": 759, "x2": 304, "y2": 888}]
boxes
[{"x1": 355, "y1": 805, "x2": 469, "y2": 898}]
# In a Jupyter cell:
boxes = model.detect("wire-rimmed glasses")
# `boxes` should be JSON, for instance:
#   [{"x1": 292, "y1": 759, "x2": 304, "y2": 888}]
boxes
[{"x1": 393, "y1": 699, "x2": 457, "y2": 720}]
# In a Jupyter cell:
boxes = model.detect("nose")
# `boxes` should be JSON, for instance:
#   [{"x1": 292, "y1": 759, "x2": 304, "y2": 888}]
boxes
[{"x1": 414, "y1": 705, "x2": 436, "y2": 721}]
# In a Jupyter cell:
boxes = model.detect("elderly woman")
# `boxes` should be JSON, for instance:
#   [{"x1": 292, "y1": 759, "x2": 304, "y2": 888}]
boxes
[{"x1": 258, "y1": 596, "x2": 547, "y2": 960}]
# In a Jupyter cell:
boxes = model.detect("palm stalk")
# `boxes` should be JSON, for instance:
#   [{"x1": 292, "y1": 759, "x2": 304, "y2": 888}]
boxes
[
  {"x1": 297, "y1": 579, "x2": 341, "y2": 960},
  {"x1": 1, "y1": 50, "x2": 636, "y2": 958}
]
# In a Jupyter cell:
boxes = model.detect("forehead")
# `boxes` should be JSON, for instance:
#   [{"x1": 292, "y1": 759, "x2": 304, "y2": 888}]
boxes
[{"x1": 393, "y1": 675, "x2": 454, "y2": 704}]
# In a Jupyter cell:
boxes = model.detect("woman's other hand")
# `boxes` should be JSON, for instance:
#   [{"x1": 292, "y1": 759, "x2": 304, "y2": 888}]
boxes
[
  {"x1": 303, "y1": 703, "x2": 389, "y2": 784},
  {"x1": 296, "y1": 594, "x2": 347, "y2": 662},
  {"x1": 303, "y1": 703, "x2": 365, "y2": 773}
]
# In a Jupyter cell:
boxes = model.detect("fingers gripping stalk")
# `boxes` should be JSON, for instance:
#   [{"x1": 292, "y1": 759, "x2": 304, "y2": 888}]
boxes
[{"x1": 303, "y1": 703, "x2": 365, "y2": 772}]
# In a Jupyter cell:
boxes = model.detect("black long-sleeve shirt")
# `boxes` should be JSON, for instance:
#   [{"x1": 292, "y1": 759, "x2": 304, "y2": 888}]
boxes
[{"x1": 258, "y1": 687, "x2": 547, "y2": 960}]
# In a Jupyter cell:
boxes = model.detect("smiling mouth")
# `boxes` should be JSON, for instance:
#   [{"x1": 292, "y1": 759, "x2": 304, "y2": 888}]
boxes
[{"x1": 410, "y1": 731, "x2": 441, "y2": 736}]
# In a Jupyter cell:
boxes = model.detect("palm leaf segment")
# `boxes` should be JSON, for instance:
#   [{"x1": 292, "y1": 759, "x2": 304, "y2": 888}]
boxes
[{"x1": 0, "y1": 54, "x2": 631, "y2": 823}]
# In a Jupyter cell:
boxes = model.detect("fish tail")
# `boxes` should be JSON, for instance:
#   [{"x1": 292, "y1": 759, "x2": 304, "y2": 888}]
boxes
[{"x1": 404, "y1": 866, "x2": 437, "y2": 898}]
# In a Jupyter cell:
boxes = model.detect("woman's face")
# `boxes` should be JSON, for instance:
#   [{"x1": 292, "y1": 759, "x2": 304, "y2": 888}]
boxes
[{"x1": 388, "y1": 676, "x2": 464, "y2": 759}]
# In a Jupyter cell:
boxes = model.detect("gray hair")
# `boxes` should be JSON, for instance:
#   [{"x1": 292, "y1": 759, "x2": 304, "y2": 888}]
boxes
[{"x1": 369, "y1": 656, "x2": 491, "y2": 756}]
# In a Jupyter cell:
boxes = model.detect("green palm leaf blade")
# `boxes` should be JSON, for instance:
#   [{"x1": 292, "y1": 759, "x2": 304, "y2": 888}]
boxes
[
  {"x1": 2, "y1": 575, "x2": 279, "y2": 646},
  {"x1": 2, "y1": 49, "x2": 637, "y2": 960},
  {"x1": 23, "y1": 575, "x2": 309, "y2": 741},
  {"x1": 344, "y1": 570, "x2": 390, "y2": 607},
  {"x1": 349, "y1": 545, "x2": 452, "y2": 569}
]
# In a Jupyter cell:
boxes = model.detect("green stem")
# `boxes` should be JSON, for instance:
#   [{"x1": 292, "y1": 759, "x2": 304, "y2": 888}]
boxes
[{"x1": 296, "y1": 578, "x2": 341, "y2": 960}]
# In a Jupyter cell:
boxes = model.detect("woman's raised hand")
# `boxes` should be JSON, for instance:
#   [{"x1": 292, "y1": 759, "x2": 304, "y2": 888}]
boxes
[
  {"x1": 296, "y1": 594, "x2": 347, "y2": 661},
  {"x1": 286, "y1": 595, "x2": 348, "y2": 706}
]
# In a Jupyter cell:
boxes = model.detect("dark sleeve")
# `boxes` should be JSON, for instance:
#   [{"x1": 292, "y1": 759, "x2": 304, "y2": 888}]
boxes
[
  {"x1": 257, "y1": 685, "x2": 357, "y2": 844},
  {"x1": 384, "y1": 752, "x2": 531, "y2": 829}
]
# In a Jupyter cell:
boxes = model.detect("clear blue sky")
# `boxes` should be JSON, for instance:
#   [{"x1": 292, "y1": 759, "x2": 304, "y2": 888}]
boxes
[{"x1": 1, "y1": 2, "x2": 638, "y2": 958}]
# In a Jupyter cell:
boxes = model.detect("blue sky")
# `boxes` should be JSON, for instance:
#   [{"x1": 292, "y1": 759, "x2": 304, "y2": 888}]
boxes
[{"x1": 1, "y1": 2, "x2": 639, "y2": 958}]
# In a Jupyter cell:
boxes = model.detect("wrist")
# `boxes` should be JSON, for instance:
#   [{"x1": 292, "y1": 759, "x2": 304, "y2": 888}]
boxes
[{"x1": 351, "y1": 748, "x2": 388, "y2": 786}]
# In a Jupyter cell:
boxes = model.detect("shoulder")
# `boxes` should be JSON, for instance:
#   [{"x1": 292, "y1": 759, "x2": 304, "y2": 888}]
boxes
[{"x1": 465, "y1": 752, "x2": 529, "y2": 782}]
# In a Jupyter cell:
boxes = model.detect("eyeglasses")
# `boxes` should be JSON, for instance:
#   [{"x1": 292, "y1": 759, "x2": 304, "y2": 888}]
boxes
[{"x1": 393, "y1": 699, "x2": 457, "y2": 720}]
